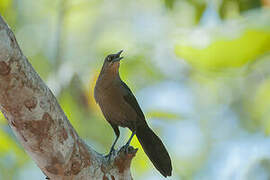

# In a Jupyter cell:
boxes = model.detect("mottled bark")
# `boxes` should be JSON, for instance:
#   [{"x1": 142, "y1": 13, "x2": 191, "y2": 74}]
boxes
[{"x1": 0, "y1": 15, "x2": 137, "y2": 180}]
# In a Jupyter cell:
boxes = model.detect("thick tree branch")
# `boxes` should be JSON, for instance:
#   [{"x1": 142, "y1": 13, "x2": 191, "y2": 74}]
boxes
[{"x1": 0, "y1": 15, "x2": 137, "y2": 180}]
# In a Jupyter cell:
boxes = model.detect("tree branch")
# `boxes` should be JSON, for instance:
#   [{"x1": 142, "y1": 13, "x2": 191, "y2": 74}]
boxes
[{"x1": 0, "y1": 15, "x2": 137, "y2": 180}]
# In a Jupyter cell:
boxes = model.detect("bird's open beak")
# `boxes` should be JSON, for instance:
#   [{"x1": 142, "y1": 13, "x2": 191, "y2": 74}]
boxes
[
  {"x1": 116, "y1": 50, "x2": 123, "y2": 57},
  {"x1": 112, "y1": 50, "x2": 124, "y2": 62}
]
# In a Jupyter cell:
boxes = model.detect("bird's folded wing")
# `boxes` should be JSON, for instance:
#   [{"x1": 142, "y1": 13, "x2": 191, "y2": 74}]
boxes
[{"x1": 121, "y1": 81, "x2": 145, "y2": 120}]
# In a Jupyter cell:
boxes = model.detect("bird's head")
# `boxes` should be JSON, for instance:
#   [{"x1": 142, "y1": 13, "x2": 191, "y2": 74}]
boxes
[{"x1": 102, "y1": 50, "x2": 124, "y2": 71}]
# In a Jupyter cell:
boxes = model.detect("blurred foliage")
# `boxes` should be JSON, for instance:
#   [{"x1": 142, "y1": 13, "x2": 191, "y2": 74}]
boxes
[
  {"x1": 146, "y1": 111, "x2": 181, "y2": 120},
  {"x1": 249, "y1": 79, "x2": 270, "y2": 134},
  {"x1": 220, "y1": 0, "x2": 261, "y2": 18},
  {"x1": 0, "y1": 0, "x2": 16, "y2": 27},
  {"x1": 1, "y1": 0, "x2": 270, "y2": 179},
  {"x1": 175, "y1": 29, "x2": 270, "y2": 71},
  {"x1": 164, "y1": 0, "x2": 206, "y2": 22},
  {"x1": 164, "y1": 0, "x2": 262, "y2": 22}
]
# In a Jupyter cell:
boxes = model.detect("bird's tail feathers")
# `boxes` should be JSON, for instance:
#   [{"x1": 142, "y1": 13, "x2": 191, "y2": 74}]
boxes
[{"x1": 136, "y1": 125, "x2": 172, "y2": 177}]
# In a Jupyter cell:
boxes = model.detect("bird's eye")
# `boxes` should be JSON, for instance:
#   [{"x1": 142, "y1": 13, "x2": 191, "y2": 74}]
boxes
[{"x1": 107, "y1": 57, "x2": 111, "y2": 62}]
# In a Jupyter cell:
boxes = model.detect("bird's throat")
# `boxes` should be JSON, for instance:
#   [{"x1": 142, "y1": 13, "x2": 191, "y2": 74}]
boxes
[{"x1": 107, "y1": 62, "x2": 120, "y2": 77}]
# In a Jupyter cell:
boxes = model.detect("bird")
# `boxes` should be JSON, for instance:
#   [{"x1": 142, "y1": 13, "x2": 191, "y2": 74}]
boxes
[{"x1": 94, "y1": 50, "x2": 172, "y2": 177}]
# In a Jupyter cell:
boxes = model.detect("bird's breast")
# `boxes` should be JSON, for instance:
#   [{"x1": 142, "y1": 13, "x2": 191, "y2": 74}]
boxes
[{"x1": 94, "y1": 82, "x2": 137, "y2": 128}]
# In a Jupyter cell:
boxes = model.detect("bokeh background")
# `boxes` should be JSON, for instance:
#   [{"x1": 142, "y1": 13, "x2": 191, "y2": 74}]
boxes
[{"x1": 1, "y1": 0, "x2": 270, "y2": 179}]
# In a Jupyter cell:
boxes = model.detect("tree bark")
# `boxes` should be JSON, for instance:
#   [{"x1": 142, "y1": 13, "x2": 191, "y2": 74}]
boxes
[{"x1": 0, "y1": 15, "x2": 137, "y2": 180}]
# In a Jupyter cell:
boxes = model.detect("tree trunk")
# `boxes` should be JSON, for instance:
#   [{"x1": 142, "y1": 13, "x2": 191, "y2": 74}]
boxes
[{"x1": 0, "y1": 15, "x2": 137, "y2": 180}]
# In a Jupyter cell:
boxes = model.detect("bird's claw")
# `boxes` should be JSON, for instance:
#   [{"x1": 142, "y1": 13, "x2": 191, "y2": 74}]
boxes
[{"x1": 120, "y1": 143, "x2": 131, "y2": 154}]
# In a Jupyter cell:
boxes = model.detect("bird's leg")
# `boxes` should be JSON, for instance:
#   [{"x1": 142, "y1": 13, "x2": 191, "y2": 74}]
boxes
[
  {"x1": 121, "y1": 131, "x2": 136, "y2": 153},
  {"x1": 106, "y1": 125, "x2": 120, "y2": 161},
  {"x1": 107, "y1": 135, "x2": 119, "y2": 160},
  {"x1": 126, "y1": 131, "x2": 136, "y2": 146}
]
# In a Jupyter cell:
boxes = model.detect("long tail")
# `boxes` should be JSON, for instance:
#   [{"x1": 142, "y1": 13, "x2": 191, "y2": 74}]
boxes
[{"x1": 136, "y1": 125, "x2": 172, "y2": 177}]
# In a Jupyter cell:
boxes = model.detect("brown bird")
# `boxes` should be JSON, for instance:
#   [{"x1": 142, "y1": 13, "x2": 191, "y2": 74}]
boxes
[{"x1": 94, "y1": 50, "x2": 172, "y2": 177}]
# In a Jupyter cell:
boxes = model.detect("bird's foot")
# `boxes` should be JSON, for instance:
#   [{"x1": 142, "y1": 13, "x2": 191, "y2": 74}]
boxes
[{"x1": 120, "y1": 143, "x2": 132, "y2": 154}]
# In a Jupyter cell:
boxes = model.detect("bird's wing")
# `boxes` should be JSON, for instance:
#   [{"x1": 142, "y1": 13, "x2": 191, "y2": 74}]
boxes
[{"x1": 121, "y1": 81, "x2": 145, "y2": 120}]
